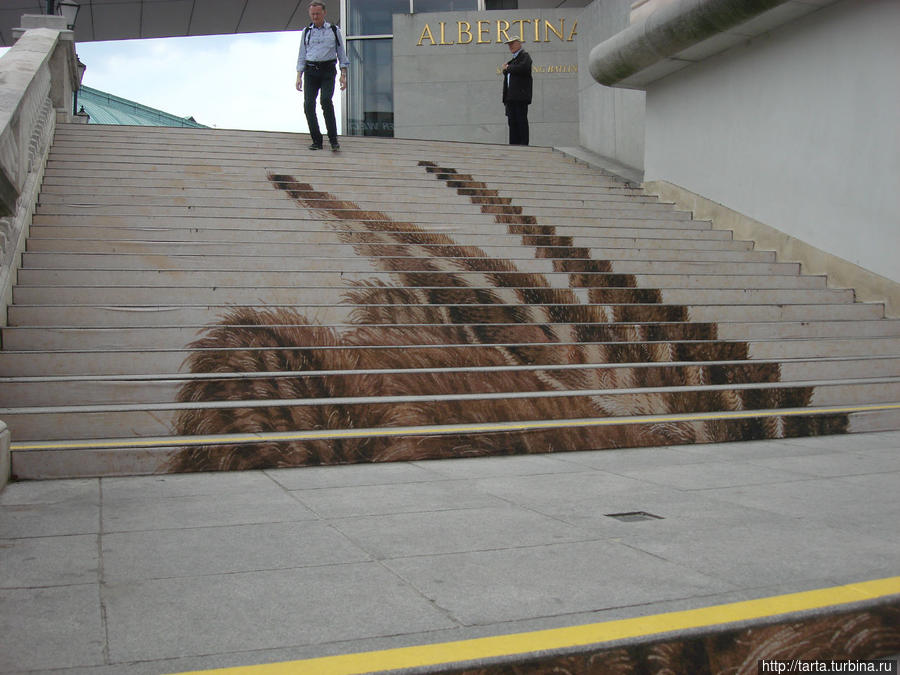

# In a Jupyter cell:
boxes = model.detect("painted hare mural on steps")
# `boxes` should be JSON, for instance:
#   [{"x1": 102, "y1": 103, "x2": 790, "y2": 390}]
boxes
[{"x1": 169, "y1": 162, "x2": 846, "y2": 472}]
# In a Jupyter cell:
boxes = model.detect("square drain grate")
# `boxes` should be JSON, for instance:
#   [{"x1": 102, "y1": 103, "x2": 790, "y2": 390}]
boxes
[{"x1": 605, "y1": 511, "x2": 664, "y2": 522}]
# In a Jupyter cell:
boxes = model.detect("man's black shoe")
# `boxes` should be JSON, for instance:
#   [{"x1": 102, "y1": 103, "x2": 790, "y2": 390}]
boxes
[
  {"x1": 308, "y1": 143, "x2": 323, "y2": 150},
  {"x1": 330, "y1": 141, "x2": 341, "y2": 152}
]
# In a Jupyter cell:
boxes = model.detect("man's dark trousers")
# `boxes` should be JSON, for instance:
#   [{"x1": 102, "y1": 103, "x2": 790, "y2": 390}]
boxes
[
  {"x1": 304, "y1": 61, "x2": 338, "y2": 147},
  {"x1": 505, "y1": 102, "x2": 529, "y2": 146}
]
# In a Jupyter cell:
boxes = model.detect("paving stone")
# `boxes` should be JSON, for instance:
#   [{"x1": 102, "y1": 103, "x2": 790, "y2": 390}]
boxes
[
  {"x1": 290, "y1": 480, "x2": 505, "y2": 519},
  {"x1": 622, "y1": 519, "x2": 900, "y2": 587},
  {"x1": 611, "y1": 458, "x2": 815, "y2": 490},
  {"x1": 101, "y1": 488, "x2": 316, "y2": 533},
  {"x1": 266, "y1": 462, "x2": 443, "y2": 490},
  {"x1": 412, "y1": 453, "x2": 580, "y2": 479},
  {"x1": 100, "y1": 471, "x2": 278, "y2": 501},
  {"x1": 102, "y1": 521, "x2": 370, "y2": 582},
  {"x1": 0, "y1": 534, "x2": 99, "y2": 589},
  {"x1": 382, "y1": 539, "x2": 736, "y2": 625},
  {"x1": 0, "y1": 585, "x2": 105, "y2": 672},
  {"x1": 0, "y1": 500, "x2": 100, "y2": 539},
  {"x1": 330, "y1": 505, "x2": 591, "y2": 559},
  {"x1": 102, "y1": 562, "x2": 457, "y2": 662}
]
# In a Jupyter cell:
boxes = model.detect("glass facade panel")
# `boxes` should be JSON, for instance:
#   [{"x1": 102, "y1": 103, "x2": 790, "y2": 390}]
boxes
[
  {"x1": 346, "y1": 38, "x2": 394, "y2": 136},
  {"x1": 413, "y1": 0, "x2": 478, "y2": 12},
  {"x1": 345, "y1": 0, "x2": 483, "y2": 137},
  {"x1": 346, "y1": 0, "x2": 410, "y2": 36}
]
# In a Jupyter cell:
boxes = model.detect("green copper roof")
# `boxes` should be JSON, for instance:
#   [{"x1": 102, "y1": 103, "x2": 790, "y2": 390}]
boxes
[{"x1": 77, "y1": 85, "x2": 208, "y2": 128}]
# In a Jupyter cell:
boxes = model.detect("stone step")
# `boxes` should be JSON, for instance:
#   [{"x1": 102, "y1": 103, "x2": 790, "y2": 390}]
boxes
[
  {"x1": 5, "y1": 357, "x2": 900, "y2": 406},
  {"x1": 3, "y1": 378, "x2": 898, "y2": 442},
  {"x1": 9, "y1": 317, "x2": 900, "y2": 351},
  {"x1": 25, "y1": 225, "x2": 748, "y2": 249},
  {"x1": 13, "y1": 404, "x2": 897, "y2": 479},
  {"x1": 47, "y1": 136, "x2": 581, "y2": 161},
  {"x1": 19, "y1": 266, "x2": 828, "y2": 293},
  {"x1": 4, "y1": 334, "x2": 898, "y2": 377},
  {"x1": 44, "y1": 146, "x2": 609, "y2": 168},
  {"x1": 31, "y1": 215, "x2": 719, "y2": 237},
  {"x1": 15, "y1": 259, "x2": 802, "y2": 281},
  {"x1": 12, "y1": 265, "x2": 825, "y2": 292},
  {"x1": 3, "y1": 332, "x2": 898, "y2": 358},
  {"x1": 38, "y1": 184, "x2": 664, "y2": 207},
  {"x1": 38, "y1": 192, "x2": 684, "y2": 215},
  {"x1": 24, "y1": 238, "x2": 767, "y2": 259},
  {"x1": 50, "y1": 124, "x2": 535, "y2": 147},
  {"x1": 47, "y1": 136, "x2": 570, "y2": 160},
  {"x1": 0, "y1": 320, "x2": 900, "y2": 351},
  {"x1": 38, "y1": 197, "x2": 686, "y2": 220},
  {"x1": 42, "y1": 159, "x2": 628, "y2": 189},
  {"x1": 39, "y1": 175, "x2": 646, "y2": 199},
  {"x1": 11, "y1": 284, "x2": 853, "y2": 306},
  {"x1": 6, "y1": 302, "x2": 884, "y2": 327},
  {"x1": 40, "y1": 167, "x2": 644, "y2": 193},
  {"x1": 37, "y1": 180, "x2": 664, "y2": 207},
  {"x1": 32, "y1": 208, "x2": 703, "y2": 231}
]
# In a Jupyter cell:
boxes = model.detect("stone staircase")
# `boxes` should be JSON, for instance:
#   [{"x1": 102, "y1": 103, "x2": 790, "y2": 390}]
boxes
[{"x1": 1, "y1": 123, "x2": 899, "y2": 478}]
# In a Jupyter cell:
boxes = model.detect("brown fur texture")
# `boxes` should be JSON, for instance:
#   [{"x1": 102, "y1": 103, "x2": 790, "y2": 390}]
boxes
[
  {"x1": 168, "y1": 163, "x2": 846, "y2": 472},
  {"x1": 442, "y1": 604, "x2": 900, "y2": 675}
]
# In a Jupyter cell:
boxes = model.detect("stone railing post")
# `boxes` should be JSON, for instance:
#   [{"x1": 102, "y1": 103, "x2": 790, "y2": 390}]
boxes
[
  {"x1": 0, "y1": 15, "x2": 84, "y2": 325},
  {"x1": 0, "y1": 420, "x2": 8, "y2": 491}
]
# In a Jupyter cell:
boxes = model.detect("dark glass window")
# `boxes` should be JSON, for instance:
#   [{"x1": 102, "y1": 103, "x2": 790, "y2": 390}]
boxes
[
  {"x1": 413, "y1": 0, "x2": 478, "y2": 12},
  {"x1": 345, "y1": 0, "x2": 480, "y2": 138},
  {"x1": 346, "y1": 38, "x2": 394, "y2": 137},
  {"x1": 346, "y1": 0, "x2": 410, "y2": 36},
  {"x1": 485, "y1": 0, "x2": 518, "y2": 9}
]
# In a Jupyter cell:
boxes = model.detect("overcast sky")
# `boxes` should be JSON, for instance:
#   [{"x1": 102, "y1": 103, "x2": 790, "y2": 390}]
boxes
[{"x1": 3, "y1": 32, "x2": 331, "y2": 134}]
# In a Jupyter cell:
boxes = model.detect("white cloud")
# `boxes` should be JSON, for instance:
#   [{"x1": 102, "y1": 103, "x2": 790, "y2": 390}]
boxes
[{"x1": 74, "y1": 32, "x2": 343, "y2": 133}]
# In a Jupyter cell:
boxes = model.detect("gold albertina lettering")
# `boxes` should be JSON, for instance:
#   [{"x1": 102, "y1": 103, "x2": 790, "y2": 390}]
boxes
[
  {"x1": 439, "y1": 21, "x2": 454, "y2": 45},
  {"x1": 512, "y1": 19, "x2": 530, "y2": 40},
  {"x1": 477, "y1": 20, "x2": 491, "y2": 44},
  {"x1": 544, "y1": 19, "x2": 564, "y2": 42},
  {"x1": 458, "y1": 21, "x2": 473, "y2": 44},
  {"x1": 416, "y1": 17, "x2": 576, "y2": 46},
  {"x1": 496, "y1": 19, "x2": 512, "y2": 44},
  {"x1": 417, "y1": 23, "x2": 435, "y2": 46}
]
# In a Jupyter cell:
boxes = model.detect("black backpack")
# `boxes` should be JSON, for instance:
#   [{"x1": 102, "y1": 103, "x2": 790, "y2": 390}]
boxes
[{"x1": 304, "y1": 22, "x2": 341, "y2": 47}]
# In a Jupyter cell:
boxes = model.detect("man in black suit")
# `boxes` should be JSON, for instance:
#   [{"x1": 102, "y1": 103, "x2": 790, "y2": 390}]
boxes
[{"x1": 502, "y1": 38, "x2": 533, "y2": 146}]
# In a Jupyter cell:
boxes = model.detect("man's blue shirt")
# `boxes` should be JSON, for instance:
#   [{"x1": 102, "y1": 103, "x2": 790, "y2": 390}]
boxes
[{"x1": 297, "y1": 21, "x2": 350, "y2": 72}]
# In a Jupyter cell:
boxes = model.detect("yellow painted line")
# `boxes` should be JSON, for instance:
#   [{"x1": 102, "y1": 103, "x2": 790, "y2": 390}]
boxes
[
  {"x1": 10, "y1": 402, "x2": 900, "y2": 452},
  {"x1": 168, "y1": 575, "x2": 900, "y2": 675}
]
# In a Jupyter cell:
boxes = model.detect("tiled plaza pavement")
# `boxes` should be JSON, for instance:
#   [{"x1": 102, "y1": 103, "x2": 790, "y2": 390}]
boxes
[{"x1": 2, "y1": 431, "x2": 899, "y2": 674}]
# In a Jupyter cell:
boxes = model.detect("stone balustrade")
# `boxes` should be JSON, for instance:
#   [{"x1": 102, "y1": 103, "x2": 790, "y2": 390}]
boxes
[
  {"x1": 0, "y1": 15, "x2": 83, "y2": 486},
  {"x1": 1, "y1": 16, "x2": 83, "y2": 324}
]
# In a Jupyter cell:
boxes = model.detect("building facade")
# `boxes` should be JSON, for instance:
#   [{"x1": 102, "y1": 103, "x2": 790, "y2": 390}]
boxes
[{"x1": 335, "y1": 0, "x2": 590, "y2": 139}]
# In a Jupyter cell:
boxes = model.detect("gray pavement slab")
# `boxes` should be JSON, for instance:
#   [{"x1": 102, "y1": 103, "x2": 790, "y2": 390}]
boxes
[
  {"x1": 1, "y1": 585, "x2": 106, "y2": 672},
  {"x1": 102, "y1": 563, "x2": 458, "y2": 664},
  {"x1": 0, "y1": 430, "x2": 898, "y2": 674}
]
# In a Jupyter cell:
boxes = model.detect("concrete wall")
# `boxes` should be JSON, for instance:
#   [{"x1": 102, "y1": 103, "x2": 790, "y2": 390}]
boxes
[
  {"x1": 393, "y1": 10, "x2": 581, "y2": 147},
  {"x1": 576, "y1": 0, "x2": 644, "y2": 173},
  {"x1": 641, "y1": 0, "x2": 900, "y2": 286}
]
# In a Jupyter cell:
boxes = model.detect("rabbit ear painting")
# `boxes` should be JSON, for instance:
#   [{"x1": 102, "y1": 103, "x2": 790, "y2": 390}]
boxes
[{"x1": 168, "y1": 164, "x2": 846, "y2": 473}]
